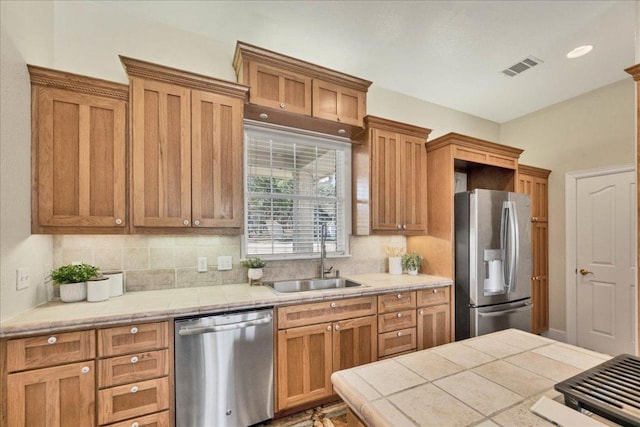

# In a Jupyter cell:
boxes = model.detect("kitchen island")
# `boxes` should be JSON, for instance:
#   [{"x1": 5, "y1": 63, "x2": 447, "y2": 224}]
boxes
[{"x1": 332, "y1": 329, "x2": 614, "y2": 427}]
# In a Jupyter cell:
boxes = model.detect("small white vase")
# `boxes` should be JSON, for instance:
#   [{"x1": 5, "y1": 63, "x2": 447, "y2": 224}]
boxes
[
  {"x1": 87, "y1": 277, "x2": 110, "y2": 302},
  {"x1": 408, "y1": 268, "x2": 418, "y2": 276},
  {"x1": 389, "y1": 257, "x2": 402, "y2": 275},
  {"x1": 104, "y1": 271, "x2": 124, "y2": 297},
  {"x1": 248, "y1": 268, "x2": 263, "y2": 281},
  {"x1": 59, "y1": 282, "x2": 87, "y2": 303}
]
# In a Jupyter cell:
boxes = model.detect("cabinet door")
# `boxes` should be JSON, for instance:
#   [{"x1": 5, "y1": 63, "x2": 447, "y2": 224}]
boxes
[
  {"x1": 378, "y1": 327, "x2": 416, "y2": 358},
  {"x1": 276, "y1": 323, "x2": 332, "y2": 411},
  {"x1": 191, "y1": 90, "x2": 244, "y2": 229},
  {"x1": 249, "y1": 63, "x2": 311, "y2": 115},
  {"x1": 97, "y1": 377, "x2": 169, "y2": 425},
  {"x1": 333, "y1": 316, "x2": 377, "y2": 372},
  {"x1": 517, "y1": 172, "x2": 549, "y2": 222},
  {"x1": 312, "y1": 80, "x2": 365, "y2": 127},
  {"x1": 7, "y1": 330, "x2": 95, "y2": 372},
  {"x1": 131, "y1": 77, "x2": 192, "y2": 227},
  {"x1": 7, "y1": 361, "x2": 95, "y2": 427},
  {"x1": 417, "y1": 304, "x2": 451, "y2": 350},
  {"x1": 370, "y1": 129, "x2": 402, "y2": 232},
  {"x1": 400, "y1": 134, "x2": 427, "y2": 234},
  {"x1": 531, "y1": 222, "x2": 549, "y2": 334},
  {"x1": 98, "y1": 322, "x2": 169, "y2": 357},
  {"x1": 36, "y1": 87, "x2": 126, "y2": 229}
]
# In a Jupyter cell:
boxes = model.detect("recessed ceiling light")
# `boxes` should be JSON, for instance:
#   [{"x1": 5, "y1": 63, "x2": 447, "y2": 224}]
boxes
[{"x1": 566, "y1": 45, "x2": 593, "y2": 59}]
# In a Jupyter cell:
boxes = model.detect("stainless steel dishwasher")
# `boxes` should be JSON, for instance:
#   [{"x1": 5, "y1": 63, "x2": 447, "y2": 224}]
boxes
[{"x1": 174, "y1": 308, "x2": 274, "y2": 427}]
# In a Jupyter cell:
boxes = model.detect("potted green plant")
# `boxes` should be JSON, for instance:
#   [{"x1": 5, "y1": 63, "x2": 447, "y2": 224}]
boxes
[
  {"x1": 401, "y1": 251, "x2": 423, "y2": 275},
  {"x1": 50, "y1": 263, "x2": 99, "y2": 302},
  {"x1": 242, "y1": 257, "x2": 266, "y2": 284}
]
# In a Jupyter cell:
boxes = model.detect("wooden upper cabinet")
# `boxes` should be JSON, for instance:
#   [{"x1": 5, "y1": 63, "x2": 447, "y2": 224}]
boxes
[
  {"x1": 29, "y1": 65, "x2": 128, "y2": 234},
  {"x1": 234, "y1": 41, "x2": 371, "y2": 137},
  {"x1": 517, "y1": 164, "x2": 550, "y2": 222},
  {"x1": 248, "y1": 62, "x2": 311, "y2": 115},
  {"x1": 353, "y1": 116, "x2": 431, "y2": 235},
  {"x1": 121, "y1": 56, "x2": 248, "y2": 233}
]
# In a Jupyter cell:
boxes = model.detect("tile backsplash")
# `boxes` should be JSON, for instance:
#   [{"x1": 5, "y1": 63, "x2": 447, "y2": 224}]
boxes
[{"x1": 52, "y1": 234, "x2": 406, "y2": 296}]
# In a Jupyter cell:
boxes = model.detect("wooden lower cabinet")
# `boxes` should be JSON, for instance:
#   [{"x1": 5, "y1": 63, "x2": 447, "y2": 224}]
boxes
[
  {"x1": 531, "y1": 221, "x2": 549, "y2": 334},
  {"x1": 417, "y1": 304, "x2": 450, "y2": 350},
  {"x1": 7, "y1": 361, "x2": 96, "y2": 427},
  {"x1": 346, "y1": 407, "x2": 367, "y2": 427},
  {"x1": 106, "y1": 411, "x2": 170, "y2": 427},
  {"x1": 332, "y1": 316, "x2": 377, "y2": 372}
]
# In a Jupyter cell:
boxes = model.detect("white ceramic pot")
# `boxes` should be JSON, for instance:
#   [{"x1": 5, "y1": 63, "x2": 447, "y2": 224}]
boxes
[
  {"x1": 388, "y1": 257, "x2": 402, "y2": 275},
  {"x1": 408, "y1": 268, "x2": 418, "y2": 276},
  {"x1": 104, "y1": 271, "x2": 124, "y2": 297},
  {"x1": 87, "y1": 277, "x2": 110, "y2": 302},
  {"x1": 59, "y1": 282, "x2": 87, "y2": 303},
  {"x1": 248, "y1": 268, "x2": 263, "y2": 280}
]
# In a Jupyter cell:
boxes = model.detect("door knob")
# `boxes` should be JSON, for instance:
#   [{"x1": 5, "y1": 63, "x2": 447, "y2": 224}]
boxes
[{"x1": 579, "y1": 269, "x2": 594, "y2": 276}]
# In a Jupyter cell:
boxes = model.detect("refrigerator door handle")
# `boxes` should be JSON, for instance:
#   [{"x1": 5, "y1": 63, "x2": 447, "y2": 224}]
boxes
[
  {"x1": 477, "y1": 302, "x2": 532, "y2": 318},
  {"x1": 501, "y1": 201, "x2": 519, "y2": 293}
]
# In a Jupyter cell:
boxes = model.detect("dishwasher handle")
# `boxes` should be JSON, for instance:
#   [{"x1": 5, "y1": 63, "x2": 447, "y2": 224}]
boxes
[{"x1": 178, "y1": 314, "x2": 273, "y2": 336}]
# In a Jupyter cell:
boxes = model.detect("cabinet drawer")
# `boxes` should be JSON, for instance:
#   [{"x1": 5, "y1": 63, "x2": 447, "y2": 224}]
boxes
[
  {"x1": 6, "y1": 330, "x2": 95, "y2": 372},
  {"x1": 99, "y1": 322, "x2": 168, "y2": 357},
  {"x1": 277, "y1": 296, "x2": 376, "y2": 329},
  {"x1": 99, "y1": 349, "x2": 169, "y2": 388},
  {"x1": 377, "y1": 309, "x2": 416, "y2": 333},
  {"x1": 378, "y1": 327, "x2": 416, "y2": 358},
  {"x1": 104, "y1": 410, "x2": 170, "y2": 427},
  {"x1": 416, "y1": 286, "x2": 450, "y2": 307},
  {"x1": 98, "y1": 376, "x2": 170, "y2": 425},
  {"x1": 377, "y1": 291, "x2": 416, "y2": 314}
]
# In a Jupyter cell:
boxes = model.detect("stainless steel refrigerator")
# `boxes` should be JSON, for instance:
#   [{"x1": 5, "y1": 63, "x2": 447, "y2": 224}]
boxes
[{"x1": 455, "y1": 189, "x2": 532, "y2": 340}]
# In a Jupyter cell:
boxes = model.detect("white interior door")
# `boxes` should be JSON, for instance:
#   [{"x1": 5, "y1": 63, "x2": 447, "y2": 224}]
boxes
[{"x1": 576, "y1": 171, "x2": 636, "y2": 355}]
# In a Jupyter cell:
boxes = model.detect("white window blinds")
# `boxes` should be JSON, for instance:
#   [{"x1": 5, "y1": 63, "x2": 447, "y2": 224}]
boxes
[{"x1": 244, "y1": 125, "x2": 350, "y2": 257}]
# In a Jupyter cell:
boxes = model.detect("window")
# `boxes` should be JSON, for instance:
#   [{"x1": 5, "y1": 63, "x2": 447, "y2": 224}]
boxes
[{"x1": 244, "y1": 124, "x2": 351, "y2": 258}]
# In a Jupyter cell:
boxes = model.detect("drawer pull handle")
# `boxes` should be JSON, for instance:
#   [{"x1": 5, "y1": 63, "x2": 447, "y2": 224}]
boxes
[
  {"x1": 397, "y1": 332, "x2": 402, "y2": 337},
  {"x1": 131, "y1": 423, "x2": 140, "y2": 427},
  {"x1": 326, "y1": 325, "x2": 332, "y2": 331},
  {"x1": 397, "y1": 313, "x2": 402, "y2": 318},
  {"x1": 335, "y1": 324, "x2": 340, "y2": 331},
  {"x1": 419, "y1": 309, "x2": 424, "y2": 316},
  {"x1": 130, "y1": 356, "x2": 139, "y2": 364},
  {"x1": 280, "y1": 103, "x2": 286, "y2": 109},
  {"x1": 330, "y1": 302, "x2": 337, "y2": 308},
  {"x1": 130, "y1": 327, "x2": 138, "y2": 334},
  {"x1": 433, "y1": 289, "x2": 438, "y2": 294},
  {"x1": 81, "y1": 366, "x2": 90, "y2": 374},
  {"x1": 131, "y1": 385, "x2": 139, "y2": 393},
  {"x1": 47, "y1": 336, "x2": 57, "y2": 345},
  {"x1": 115, "y1": 218, "x2": 123, "y2": 225},
  {"x1": 397, "y1": 293, "x2": 402, "y2": 299}
]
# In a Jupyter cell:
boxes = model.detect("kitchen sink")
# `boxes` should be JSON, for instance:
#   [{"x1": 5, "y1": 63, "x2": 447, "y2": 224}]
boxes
[{"x1": 265, "y1": 278, "x2": 363, "y2": 293}]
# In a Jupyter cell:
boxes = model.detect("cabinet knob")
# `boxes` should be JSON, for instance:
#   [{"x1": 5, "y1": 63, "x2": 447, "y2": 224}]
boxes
[
  {"x1": 280, "y1": 103, "x2": 286, "y2": 109},
  {"x1": 397, "y1": 312, "x2": 402, "y2": 318},
  {"x1": 397, "y1": 331, "x2": 403, "y2": 337},
  {"x1": 419, "y1": 309, "x2": 424, "y2": 316},
  {"x1": 130, "y1": 356, "x2": 139, "y2": 364},
  {"x1": 47, "y1": 336, "x2": 57, "y2": 345},
  {"x1": 335, "y1": 324, "x2": 340, "y2": 331},
  {"x1": 115, "y1": 218, "x2": 123, "y2": 225},
  {"x1": 130, "y1": 326, "x2": 138, "y2": 334},
  {"x1": 183, "y1": 219, "x2": 190, "y2": 226},
  {"x1": 193, "y1": 219, "x2": 200, "y2": 226},
  {"x1": 402, "y1": 224, "x2": 407, "y2": 230},
  {"x1": 337, "y1": 116, "x2": 341, "y2": 122},
  {"x1": 326, "y1": 325, "x2": 332, "y2": 331},
  {"x1": 397, "y1": 293, "x2": 403, "y2": 299},
  {"x1": 130, "y1": 385, "x2": 139, "y2": 393},
  {"x1": 330, "y1": 302, "x2": 337, "y2": 308},
  {"x1": 397, "y1": 224, "x2": 402, "y2": 229},
  {"x1": 81, "y1": 366, "x2": 90, "y2": 374},
  {"x1": 131, "y1": 422, "x2": 140, "y2": 427},
  {"x1": 433, "y1": 289, "x2": 438, "y2": 294}
]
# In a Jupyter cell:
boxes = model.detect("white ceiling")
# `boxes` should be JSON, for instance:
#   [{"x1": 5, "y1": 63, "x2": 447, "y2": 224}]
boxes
[{"x1": 99, "y1": 0, "x2": 638, "y2": 123}]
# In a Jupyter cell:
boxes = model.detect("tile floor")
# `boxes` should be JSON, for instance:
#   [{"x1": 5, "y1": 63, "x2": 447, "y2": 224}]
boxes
[{"x1": 258, "y1": 402, "x2": 348, "y2": 427}]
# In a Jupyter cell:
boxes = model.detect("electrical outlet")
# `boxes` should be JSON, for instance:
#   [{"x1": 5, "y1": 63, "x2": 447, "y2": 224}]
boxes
[
  {"x1": 197, "y1": 257, "x2": 208, "y2": 272},
  {"x1": 217, "y1": 256, "x2": 232, "y2": 271},
  {"x1": 16, "y1": 268, "x2": 30, "y2": 290}
]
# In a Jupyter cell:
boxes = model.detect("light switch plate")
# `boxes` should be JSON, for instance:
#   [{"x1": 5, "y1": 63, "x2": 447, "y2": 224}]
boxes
[
  {"x1": 16, "y1": 268, "x2": 30, "y2": 290},
  {"x1": 217, "y1": 256, "x2": 232, "y2": 271},
  {"x1": 197, "y1": 257, "x2": 208, "y2": 272}
]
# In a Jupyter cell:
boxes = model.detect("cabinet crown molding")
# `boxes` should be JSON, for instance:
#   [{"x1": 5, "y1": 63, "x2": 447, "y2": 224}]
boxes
[
  {"x1": 363, "y1": 115, "x2": 432, "y2": 140},
  {"x1": 519, "y1": 164, "x2": 551, "y2": 178},
  {"x1": 27, "y1": 65, "x2": 129, "y2": 101},
  {"x1": 426, "y1": 132, "x2": 524, "y2": 158},
  {"x1": 625, "y1": 63, "x2": 640, "y2": 81},
  {"x1": 119, "y1": 55, "x2": 248, "y2": 99},
  {"x1": 233, "y1": 41, "x2": 372, "y2": 92}
]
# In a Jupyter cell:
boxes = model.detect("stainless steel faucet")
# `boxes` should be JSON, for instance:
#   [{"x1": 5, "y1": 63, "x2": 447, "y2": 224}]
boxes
[{"x1": 320, "y1": 224, "x2": 333, "y2": 278}]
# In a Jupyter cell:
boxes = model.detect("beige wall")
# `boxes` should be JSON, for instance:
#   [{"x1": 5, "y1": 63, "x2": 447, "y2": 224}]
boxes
[
  {"x1": 500, "y1": 79, "x2": 636, "y2": 335},
  {"x1": 0, "y1": 1, "x2": 498, "y2": 321}
]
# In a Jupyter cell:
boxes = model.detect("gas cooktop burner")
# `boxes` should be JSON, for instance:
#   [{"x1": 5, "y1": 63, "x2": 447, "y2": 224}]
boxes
[{"x1": 554, "y1": 354, "x2": 640, "y2": 427}]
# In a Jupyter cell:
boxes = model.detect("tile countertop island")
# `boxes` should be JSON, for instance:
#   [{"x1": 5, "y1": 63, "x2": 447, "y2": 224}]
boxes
[
  {"x1": 0, "y1": 272, "x2": 451, "y2": 337},
  {"x1": 332, "y1": 329, "x2": 615, "y2": 427}
]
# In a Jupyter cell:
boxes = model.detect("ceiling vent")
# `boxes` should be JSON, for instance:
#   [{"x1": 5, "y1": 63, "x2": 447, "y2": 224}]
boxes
[{"x1": 502, "y1": 56, "x2": 543, "y2": 77}]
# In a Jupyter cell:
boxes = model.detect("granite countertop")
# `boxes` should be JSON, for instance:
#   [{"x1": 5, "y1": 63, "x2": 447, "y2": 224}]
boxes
[
  {"x1": 0, "y1": 272, "x2": 451, "y2": 338},
  {"x1": 332, "y1": 329, "x2": 614, "y2": 427}
]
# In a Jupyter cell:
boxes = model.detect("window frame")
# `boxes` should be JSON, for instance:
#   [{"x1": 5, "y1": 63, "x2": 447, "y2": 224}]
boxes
[{"x1": 242, "y1": 121, "x2": 352, "y2": 261}]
